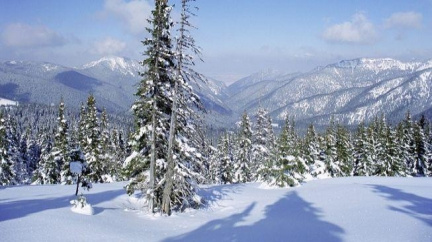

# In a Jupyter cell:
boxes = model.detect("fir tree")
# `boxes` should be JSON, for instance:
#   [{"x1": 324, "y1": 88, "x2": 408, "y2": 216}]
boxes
[
  {"x1": 413, "y1": 122, "x2": 430, "y2": 176},
  {"x1": 272, "y1": 117, "x2": 306, "y2": 187},
  {"x1": 335, "y1": 124, "x2": 353, "y2": 176},
  {"x1": 216, "y1": 133, "x2": 234, "y2": 184},
  {"x1": 232, "y1": 111, "x2": 252, "y2": 183},
  {"x1": 80, "y1": 95, "x2": 105, "y2": 183},
  {"x1": 398, "y1": 112, "x2": 416, "y2": 175},
  {"x1": 125, "y1": 0, "x2": 176, "y2": 213},
  {"x1": 323, "y1": 119, "x2": 342, "y2": 177},
  {"x1": 0, "y1": 112, "x2": 15, "y2": 185},
  {"x1": 252, "y1": 107, "x2": 276, "y2": 182}
]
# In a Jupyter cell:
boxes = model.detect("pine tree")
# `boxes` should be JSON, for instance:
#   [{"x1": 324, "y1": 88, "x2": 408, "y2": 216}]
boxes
[
  {"x1": 353, "y1": 122, "x2": 373, "y2": 176},
  {"x1": 33, "y1": 128, "x2": 57, "y2": 184},
  {"x1": 232, "y1": 111, "x2": 252, "y2": 183},
  {"x1": 323, "y1": 119, "x2": 342, "y2": 177},
  {"x1": 398, "y1": 112, "x2": 416, "y2": 176},
  {"x1": 161, "y1": 0, "x2": 206, "y2": 214},
  {"x1": 125, "y1": 0, "x2": 176, "y2": 213},
  {"x1": 99, "y1": 109, "x2": 118, "y2": 182},
  {"x1": 56, "y1": 100, "x2": 72, "y2": 184},
  {"x1": 303, "y1": 123, "x2": 320, "y2": 168},
  {"x1": 252, "y1": 107, "x2": 276, "y2": 181},
  {"x1": 272, "y1": 117, "x2": 306, "y2": 187},
  {"x1": 413, "y1": 122, "x2": 430, "y2": 176},
  {"x1": 80, "y1": 95, "x2": 105, "y2": 183},
  {"x1": 335, "y1": 124, "x2": 353, "y2": 176},
  {"x1": 0, "y1": 112, "x2": 15, "y2": 185},
  {"x1": 380, "y1": 126, "x2": 404, "y2": 176},
  {"x1": 216, "y1": 133, "x2": 234, "y2": 184}
]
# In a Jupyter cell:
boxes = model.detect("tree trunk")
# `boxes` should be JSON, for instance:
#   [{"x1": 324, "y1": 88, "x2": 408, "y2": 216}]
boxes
[
  {"x1": 162, "y1": 78, "x2": 179, "y2": 215},
  {"x1": 75, "y1": 174, "x2": 81, "y2": 196},
  {"x1": 149, "y1": 98, "x2": 157, "y2": 213}
]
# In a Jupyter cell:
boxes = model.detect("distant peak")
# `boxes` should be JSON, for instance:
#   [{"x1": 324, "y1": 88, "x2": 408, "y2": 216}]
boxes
[
  {"x1": 83, "y1": 56, "x2": 135, "y2": 69},
  {"x1": 332, "y1": 57, "x2": 420, "y2": 71},
  {"x1": 82, "y1": 56, "x2": 141, "y2": 76}
]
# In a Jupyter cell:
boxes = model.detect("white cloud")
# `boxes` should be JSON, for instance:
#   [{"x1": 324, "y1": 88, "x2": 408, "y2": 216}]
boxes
[
  {"x1": 322, "y1": 13, "x2": 377, "y2": 44},
  {"x1": 101, "y1": 0, "x2": 152, "y2": 35},
  {"x1": 384, "y1": 12, "x2": 422, "y2": 29},
  {"x1": 92, "y1": 37, "x2": 126, "y2": 55},
  {"x1": 1, "y1": 23, "x2": 66, "y2": 48}
]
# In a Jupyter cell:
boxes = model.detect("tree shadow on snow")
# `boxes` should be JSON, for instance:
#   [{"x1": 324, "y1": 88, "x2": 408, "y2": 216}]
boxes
[
  {"x1": 0, "y1": 189, "x2": 124, "y2": 222},
  {"x1": 369, "y1": 185, "x2": 432, "y2": 226},
  {"x1": 199, "y1": 183, "x2": 245, "y2": 208},
  {"x1": 164, "y1": 191, "x2": 344, "y2": 242}
]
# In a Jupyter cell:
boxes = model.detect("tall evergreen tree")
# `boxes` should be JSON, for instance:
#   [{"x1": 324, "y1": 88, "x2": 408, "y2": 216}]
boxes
[
  {"x1": 335, "y1": 124, "x2": 353, "y2": 176},
  {"x1": 162, "y1": 0, "x2": 206, "y2": 214},
  {"x1": 80, "y1": 95, "x2": 105, "y2": 183},
  {"x1": 216, "y1": 132, "x2": 234, "y2": 184},
  {"x1": 252, "y1": 107, "x2": 275, "y2": 181},
  {"x1": 0, "y1": 112, "x2": 15, "y2": 185},
  {"x1": 125, "y1": 0, "x2": 177, "y2": 213},
  {"x1": 232, "y1": 111, "x2": 253, "y2": 183},
  {"x1": 272, "y1": 117, "x2": 306, "y2": 187},
  {"x1": 413, "y1": 122, "x2": 430, "y2": 176}
]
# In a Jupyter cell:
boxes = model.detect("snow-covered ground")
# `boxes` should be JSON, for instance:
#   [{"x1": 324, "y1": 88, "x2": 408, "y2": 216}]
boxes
[
  {"x1": 0, "y1": 97, "x2": 17, "y2": 106},
  {"x1": 1, "y1": 177, "x2": 431, "y2": 242}
]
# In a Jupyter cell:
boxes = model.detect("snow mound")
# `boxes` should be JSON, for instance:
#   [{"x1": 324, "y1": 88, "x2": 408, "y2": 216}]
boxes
[{"x1": 70, "y1": 195, "x2": 94, "y2": 215}]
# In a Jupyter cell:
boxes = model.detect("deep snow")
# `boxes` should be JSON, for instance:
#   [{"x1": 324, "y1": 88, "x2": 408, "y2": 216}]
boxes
[{"x1": 1, "y1": 177, "x2": 431, "y2": 242}]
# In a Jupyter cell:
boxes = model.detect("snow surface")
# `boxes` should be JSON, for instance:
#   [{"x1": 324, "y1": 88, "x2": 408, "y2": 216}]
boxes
[
  {"x1": 0, "y1": 98, "x2": 17, "y2": 106},
  {"x1": 1, "y1": 177, "x2": 431, "y2": 241}
]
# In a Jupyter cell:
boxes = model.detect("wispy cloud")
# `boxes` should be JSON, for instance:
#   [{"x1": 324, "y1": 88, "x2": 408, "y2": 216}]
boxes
[
  {"x1": 1, "y1": 23, "x2": 66, "y2": 48},
  {"x1": 100, "y1": 0, "x2": 153, "y2": 35},
  {"x1": 322, "y1": 13, "x2": 377, "y2": 44},
  {"x1": 91, "y1": 37, "x2": 126, "y2": 55},
  {"x1": 384, "y1": 11, "x2": 423, "y2": 29}
]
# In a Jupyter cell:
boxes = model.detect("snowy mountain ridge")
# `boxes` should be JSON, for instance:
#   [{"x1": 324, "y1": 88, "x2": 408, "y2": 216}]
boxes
[
  {"x1": 223, "y1": 57, "x2": 432, "y2": 129},
  {"x1": 82, "y1": 56, "x2": 142, "y2": 77},
  {"x1": 1, "y1": 56, "x2": 432, "y2": 129}
]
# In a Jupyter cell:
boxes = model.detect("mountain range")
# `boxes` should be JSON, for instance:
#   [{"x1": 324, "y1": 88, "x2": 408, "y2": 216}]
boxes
[{"x1": 1, "y1": 56, "x2": 432, "y2": 130}]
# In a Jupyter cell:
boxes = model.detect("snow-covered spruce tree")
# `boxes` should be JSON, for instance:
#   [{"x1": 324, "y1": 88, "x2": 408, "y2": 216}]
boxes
[
  {"x1": 5, "y1": 115, "x2": 26, "y2": 184},
  {"x1": 335, "y1": 124, "x2": 353, "y2": 176},
  {"x1": 80, "y1": 95, "x2": 105, "y2": 183},
  {"x1": 56, "y1": 100, "x2": 73, "y2": 184},
  {"x1": 206, "y1": 144, "x2": 219, "y2": 183},
  {"x1": 322, "y1": 119, "x2": 343, "y2": 177},
  {"x1": 413, "y1": 121, "x2": 430, "y2": 176},
  {"x1": 215, "y1": 132, "x2": 234, "y2": 184},
  {"x1": 0, "y1": 112, "x2": 16, "y2": 186},
  {"x1": 272, "y1": 117, "x2": 306, "y2": 187},
  {"x1": 353, "y1": 122, "x2": 371, "y2": 176},
  {"x1": 161, "y1": 0, "x2": 206, "y2": 214},
  {"x1": 398, "y1": 112, "x2": 416, "y2": 175},
  {"x1": 31, "y1": 100, "x2": 70, "y2": 184},
  {"x1": 381, "y1": 125, "x2": 404, "y2": 176},
  {"x1": 303, "y1": 123, "x2": 320, "y2": 169},
  {"x1": 232, "y1": 111, "x2": 253, "y2": 183},
  {"x1": 99, "y1": 109, "x2": 119, "y2": 182},
  {"x1": 124, "y1": 0, "x2": 176, "y2": 213},
  {"x1": 32, "y1": 127, "x2": 56, "y2": 184},
  {"x1": 252, "y1": 107, "x2": 276, "y2": 182}
]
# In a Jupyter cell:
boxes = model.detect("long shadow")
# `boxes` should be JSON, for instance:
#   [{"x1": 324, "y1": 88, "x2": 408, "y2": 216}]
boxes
[
  {"x1": 0, "y1": 189, "x2": 124, "y2": 222},
  {"x1": 200, "y1": 183, "x2": 244, "y2": 207},
  {"x1": 164, "y1": 191, "x2": 344, "y2": 242},
  {"x1": 369, "y1": 185, "x2": 432, "y2": 226},
  {"x1": 0, "y1": 83, "x2": 31, "y2": 102}
]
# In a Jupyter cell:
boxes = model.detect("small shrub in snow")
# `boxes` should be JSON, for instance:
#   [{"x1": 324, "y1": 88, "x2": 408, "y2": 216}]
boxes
[{"x1": 70, "y1": 194, "x2": 94, "y2": 215}]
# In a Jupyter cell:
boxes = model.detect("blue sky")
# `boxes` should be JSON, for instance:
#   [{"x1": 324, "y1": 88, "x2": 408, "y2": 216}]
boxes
[{"x1": 1, "y1": 0, "x2": 431, "y2": 83}]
